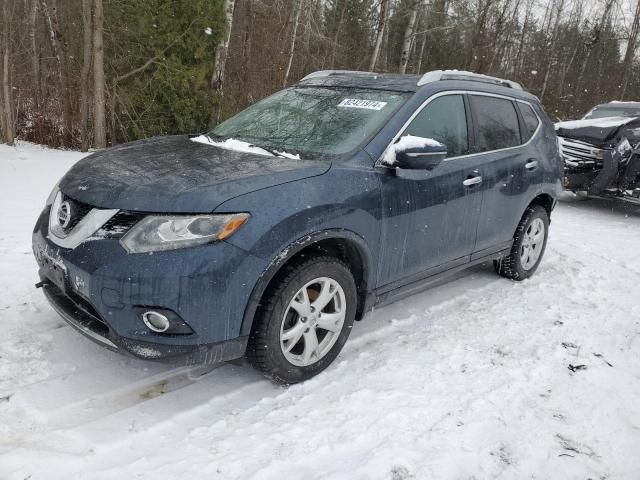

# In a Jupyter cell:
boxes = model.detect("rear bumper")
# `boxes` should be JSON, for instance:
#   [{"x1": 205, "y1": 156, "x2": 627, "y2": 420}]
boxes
[{"x1": 41, "y1": 280, "x2": 248, "y2": 364}]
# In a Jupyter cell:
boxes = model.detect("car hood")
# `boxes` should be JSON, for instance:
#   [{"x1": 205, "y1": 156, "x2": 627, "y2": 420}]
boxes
[
  {"x1": 59, "y1": 135, "x2": 331, "y2": 212},
  {"x1": 555, "y1": 116, "x2": 640, "y2": 147}
]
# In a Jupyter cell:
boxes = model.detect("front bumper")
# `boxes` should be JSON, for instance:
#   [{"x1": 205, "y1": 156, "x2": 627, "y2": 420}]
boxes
[
  {"x1": 33, "y1": 206, "x2": 267, "y2": 363},
  {"x1": 40, "y1": 282, "x2": 248, "y2": 363}
]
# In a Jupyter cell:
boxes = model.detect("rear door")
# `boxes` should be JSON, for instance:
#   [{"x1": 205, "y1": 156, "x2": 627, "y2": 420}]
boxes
[
  {"x1": 467, "y1": 94, "x2": 543, "y2": 257},
  {"x1": 377, "y1": 93, "x2": 483, "y2": 287}
]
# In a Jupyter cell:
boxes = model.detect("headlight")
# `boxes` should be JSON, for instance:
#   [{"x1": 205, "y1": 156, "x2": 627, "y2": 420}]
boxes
[
  {"x1": 45, "y1": 182, "x2": 60, "y2": 207},
  {"x1": 120, "y1": 213, "x2": 249, "y2": 254}
]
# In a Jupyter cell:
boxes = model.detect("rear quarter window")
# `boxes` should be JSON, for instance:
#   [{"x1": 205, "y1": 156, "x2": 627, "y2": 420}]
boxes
[
  {"x1": 470, "y1": 95, "x2": 521, "y2": 152},
  {"x1": 517, "y1": 102, "x2": 540, "y2": 141}
]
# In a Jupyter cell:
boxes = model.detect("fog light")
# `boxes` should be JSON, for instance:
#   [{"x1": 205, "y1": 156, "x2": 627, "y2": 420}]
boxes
[
  {"x1": 134, "y1": 306, "x2": 194, "y2": 335},
  {"x1": 142, "y1": 311, "x2": 171, "y2": 333}
]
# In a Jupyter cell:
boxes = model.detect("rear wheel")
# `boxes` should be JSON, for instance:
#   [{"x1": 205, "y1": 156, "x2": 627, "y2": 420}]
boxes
[
  {"x1": 494, "y1": 205, "x2": 549, "y2": 281},
  {"x1": 247, "y1": 256, "x2": 357, "y2": 384}
]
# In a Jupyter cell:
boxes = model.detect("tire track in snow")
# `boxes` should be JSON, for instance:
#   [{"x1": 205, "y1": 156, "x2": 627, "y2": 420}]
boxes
[
  {"x1": 0, "y1": 364, "x2": 222, "y2": 443},
  {"x1": 5, "y1": 257, "x2": 592, "y2": 478}
]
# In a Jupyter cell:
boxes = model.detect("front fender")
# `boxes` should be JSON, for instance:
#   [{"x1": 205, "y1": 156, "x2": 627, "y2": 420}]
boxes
[
  {"x1": 214, "y1": 164, "x2": 383, "y2": 336},
  {"x1": 236, "y1": 229, "x2": 375, "y2": 337}
]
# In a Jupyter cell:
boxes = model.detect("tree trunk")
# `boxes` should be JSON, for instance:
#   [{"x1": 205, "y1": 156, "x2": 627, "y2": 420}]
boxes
[
  {"x1": 29, "y1": 0, "x2": 40, "y2": 111},
  {"x1": 93, "y1": 0, "x2": 106, "y2": 148},
  {"x1": 415, "y1": 32, "x2": 427, "y2": 74},
  {"x1": 419, "y1": 0, "x2": 449, "y2": 73},
  {"x1": 369, "y1": 0, "x2": 390, "y2": 71},
  {"x1": 485, "y1": 0, "x2": 513, "y2": 74},
  {"x1": 488, "y1": 0, "x2": 521, "y2": 75},
  {"x1": 41, "y1": 0, "x2": 73, "y2": 147},
  {"x1": 539, "y1": 0, "x2": 565, "y2": 101},
  {"x1": 512, "y1": 10, "x2": 526, "y2": 77},
  {"x1": 467, "y1": 0, "x2": 495, "y2": 70},
  {"x1": 330, "y1": 0, "x2": 347, "y2": 69},
  {"x1": 399, "y1": 1, "x2": 421, "y2": 74},
  {"x1": 210, "y1": 0, "x2": 236, "y2": 126},
  {"x1": 283, "y1": 0, "x2": 303, "y2": 87},
  {"x1": 80, "y1": 0, "x2": 93, "y2": 151},
  {"x1": 1, "y1": 0, "x2": 15, "y2": 145},
  {"x1": 575, "y1": 0, "x2": 615, "y2": 94},
  {"x1": 240, "y1": 0, "x2": 253, "y2": 102},
  {"x1": 621, "y1": 0, "x2": 640, "y2": 99}
]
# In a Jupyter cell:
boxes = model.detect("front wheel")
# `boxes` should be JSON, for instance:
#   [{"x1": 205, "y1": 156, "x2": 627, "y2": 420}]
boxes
[
  {"x1": 246, "y1": 256, "x2": 357, "y2": 384},
  {"x1": 494, "y1": 205, "x2": 549, "y2": 281}
]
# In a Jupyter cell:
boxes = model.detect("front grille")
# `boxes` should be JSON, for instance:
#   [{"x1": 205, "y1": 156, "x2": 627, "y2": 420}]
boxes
[
  {"x1": 58, "y1": 193, "x2": 143, "y2": 239},
  {"x1": 61, "y1": 194, "x2": 93, "y2": 232},
  {"x1": 559, "y1": 137, "x2": 606, "y2": 169},
  {"x1": 98, "y1": 212, "x2": 144, "y2": 238}
]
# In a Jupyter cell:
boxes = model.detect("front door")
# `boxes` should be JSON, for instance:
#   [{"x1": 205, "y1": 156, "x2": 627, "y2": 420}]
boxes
[{"x1": 377, "y1": 93, "x2": 483, "y2": 287}]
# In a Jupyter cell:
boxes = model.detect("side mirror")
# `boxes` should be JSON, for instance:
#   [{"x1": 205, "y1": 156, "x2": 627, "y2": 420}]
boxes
[{"x1": 389, "y1": 135, "x2": 447, "y2": 170}]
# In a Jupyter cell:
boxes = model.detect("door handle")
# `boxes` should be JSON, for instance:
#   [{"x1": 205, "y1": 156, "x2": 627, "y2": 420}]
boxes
[
  {"x1": 525, "y1": 159, "x2": 539, "y2": 170},
  {"x1": 463, "y1": 175, "x2": 482, "y2": 187}
]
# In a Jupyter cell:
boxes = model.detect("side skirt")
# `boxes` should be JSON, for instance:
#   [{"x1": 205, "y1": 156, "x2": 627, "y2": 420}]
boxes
[{"x1": 369, "y1": 246, "x2": 511, "y2": 311}]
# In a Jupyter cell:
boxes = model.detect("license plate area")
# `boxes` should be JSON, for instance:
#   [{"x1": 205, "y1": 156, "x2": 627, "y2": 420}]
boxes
[{"x1": 36, "y1": 246, "x2": 69, "y2": 293}]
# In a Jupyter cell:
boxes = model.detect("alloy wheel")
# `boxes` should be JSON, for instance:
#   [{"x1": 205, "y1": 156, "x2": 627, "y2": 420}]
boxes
[
  {"x1": 520, "y1": 218, "x2": 545, "y2": 270},
  {"x1": 280, "y1": 277, "x2": 347, "y2": 367}
]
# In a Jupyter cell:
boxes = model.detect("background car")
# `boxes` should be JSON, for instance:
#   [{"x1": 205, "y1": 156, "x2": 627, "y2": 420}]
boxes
[{"x1": 556, "y1": 101, "x2": 640, "y2": 204}]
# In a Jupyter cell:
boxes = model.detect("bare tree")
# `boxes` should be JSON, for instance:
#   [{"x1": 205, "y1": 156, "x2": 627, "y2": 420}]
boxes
[
  {"x1": 330, "y1": 1, "x2": 347, "y2": 69},
  {"x1": 210, "y1": 0, "x2": 236, "y2": 125},
  {"x1": 93, "y1": 0, "x2": 106, "y2": 148},
  {"x1": 399, "y1": 0, "x2": 421, "y2": 74},
  {"x1": 575, "y1": 0, "x2": 616, "y2": 93},
  {"x1": 621, "y1": 0, "x2": 640, "y2": 98},
  {"x1": 415, "y1": 0, "x2": 449, "y2": 74},
  {"x1": 3, "y1": 0, "x2": 640, "y2": 148},
  {"x1": 283, "y1": 0, "x2": 304, "y2": 87},
  {"x1": 540, "y1": 0, "x2": 566, "y2": 101},
  {"x1": 467, "y1": 0, "x2": 497, "y2": 71},
  {"x1": 29, "y1": 0, "x2": 40, "y2": 111},
  {"x1": 369, "y1": 0, "x2": 390, "y2": 71},
  {"x1": 41, "y1": 0, "x2": 73, "y2": 146},
  {"x1": 80, "y1": 0, "x2": 93, "y2": 151},
  {"x1": 0, "y1": 0, "x2": 15, "y2": 145}
]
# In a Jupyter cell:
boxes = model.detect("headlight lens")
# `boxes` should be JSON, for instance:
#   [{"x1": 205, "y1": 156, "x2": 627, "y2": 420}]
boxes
[{"x1": 120, "y1": 213, "x2": 249, "y2": 253}]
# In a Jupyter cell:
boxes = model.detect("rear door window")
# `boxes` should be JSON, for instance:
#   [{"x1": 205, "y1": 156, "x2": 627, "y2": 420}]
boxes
[
  {"x1": 404, "y1": 94, "x2": 469, "y2": 157},
  {"x1": 470, "y1": 95, "x2": 521, "y2": 152},
  {"x1": 517, "y1": 102, "x2": 540, "y2": 141}
]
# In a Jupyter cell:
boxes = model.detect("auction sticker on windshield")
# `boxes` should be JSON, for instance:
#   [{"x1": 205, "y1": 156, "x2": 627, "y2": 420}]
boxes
[{"x1": 338, "y1": 99, "x2": 388, "y2": 110}]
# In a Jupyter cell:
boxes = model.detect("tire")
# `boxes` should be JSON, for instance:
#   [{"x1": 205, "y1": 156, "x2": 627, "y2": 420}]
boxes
[
  {"x1": 494, "y1": 205, "x2": 549, "y2": 281},
  {"x1": 246, "y1": 255, "x2": 357, "y2": 384}
]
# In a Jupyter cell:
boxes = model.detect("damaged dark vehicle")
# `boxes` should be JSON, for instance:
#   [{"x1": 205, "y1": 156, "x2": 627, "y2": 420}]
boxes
[{"x1": 556, "y1": 101, "x2": 640, "y2": 205}]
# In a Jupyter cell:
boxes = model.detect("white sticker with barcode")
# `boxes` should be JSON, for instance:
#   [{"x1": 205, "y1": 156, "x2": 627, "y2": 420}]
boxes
[{"x1": 338, "y1": 99, "x2": 387, "y2": 110}]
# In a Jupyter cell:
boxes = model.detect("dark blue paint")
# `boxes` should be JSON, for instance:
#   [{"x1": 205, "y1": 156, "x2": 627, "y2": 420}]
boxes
[{"x1": 33, "y1": 76, "x2": 562, "y2": 363}]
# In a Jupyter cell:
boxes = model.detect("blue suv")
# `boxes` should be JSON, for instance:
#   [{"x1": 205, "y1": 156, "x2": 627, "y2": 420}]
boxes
[{"x1": 32, "y1": 70, "x2": 562, "y2": 383}]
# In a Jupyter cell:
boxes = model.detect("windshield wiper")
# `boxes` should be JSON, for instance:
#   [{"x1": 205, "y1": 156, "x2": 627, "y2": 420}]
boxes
[{"x1": 249, "y1": 143, "x2": 288, "y2": 158}]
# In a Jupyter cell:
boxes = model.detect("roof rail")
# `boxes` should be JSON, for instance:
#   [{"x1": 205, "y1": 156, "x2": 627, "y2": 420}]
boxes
[
  {"x1": 418, "y1": 70, "x2": 523, "y2": 90},
  {"x1": 301, "y1": 70, "x2": 377, "y2": 81}
]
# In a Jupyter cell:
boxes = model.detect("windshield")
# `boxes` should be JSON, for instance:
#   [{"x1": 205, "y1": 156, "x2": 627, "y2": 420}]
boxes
[
  {"x1": 583, "y1": 106, "x2": 640, "y2": 119},
  {"x1": 210, "y1": 87, "x2": 406, "y2": 157}
]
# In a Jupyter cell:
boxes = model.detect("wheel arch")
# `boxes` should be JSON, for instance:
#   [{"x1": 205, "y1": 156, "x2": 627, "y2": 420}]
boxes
[
  {"x1": 239, "y1": 230, "x2": 375, "y2": 337},
  {"x1": 527, "y1": 192, "x2": 555, "y2": 219}
]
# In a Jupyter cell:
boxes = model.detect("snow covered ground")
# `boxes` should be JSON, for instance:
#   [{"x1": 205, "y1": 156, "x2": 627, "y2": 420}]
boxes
[{"x1": 1, "y1": 142, "x2": 639, "y2": 480}]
